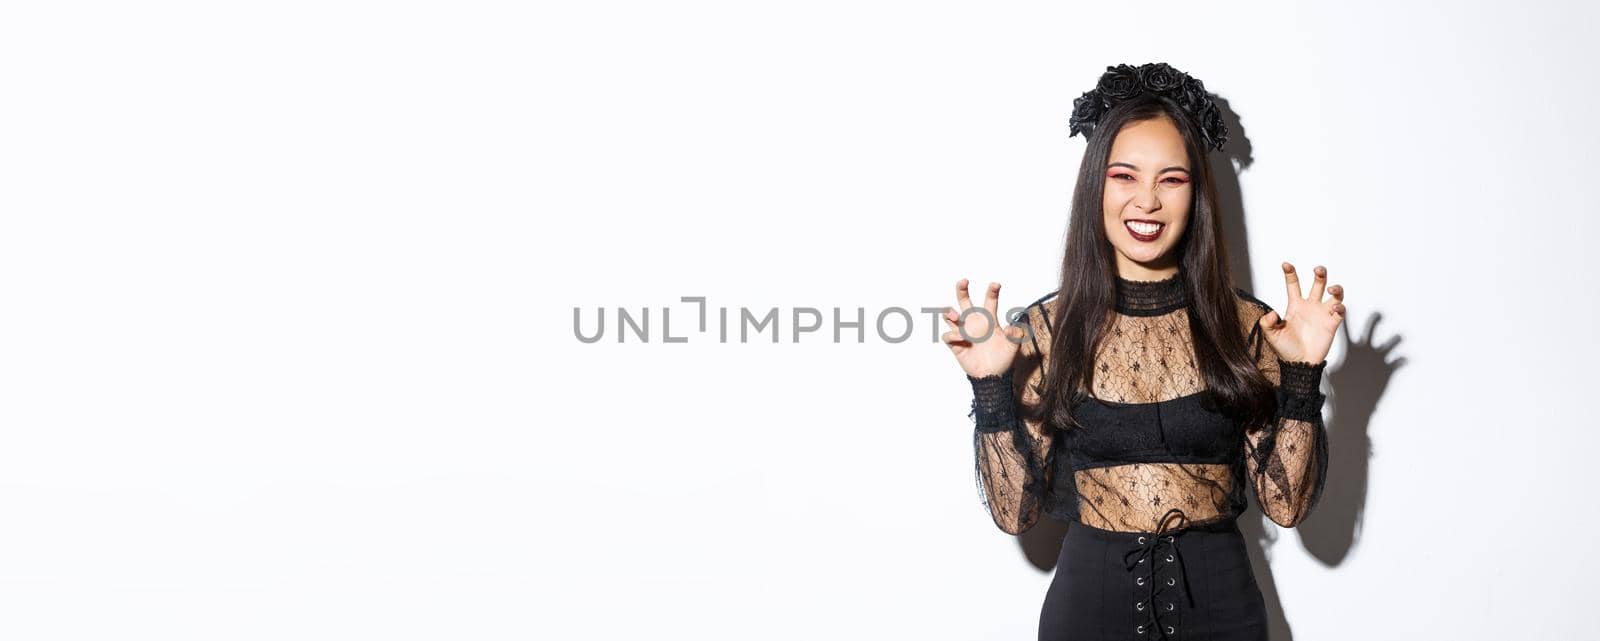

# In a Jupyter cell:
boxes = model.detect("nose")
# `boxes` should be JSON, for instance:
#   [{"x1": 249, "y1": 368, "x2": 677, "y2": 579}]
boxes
[{"x1": 1131, "y1": 185, "x2": 1161, "y2": 213}]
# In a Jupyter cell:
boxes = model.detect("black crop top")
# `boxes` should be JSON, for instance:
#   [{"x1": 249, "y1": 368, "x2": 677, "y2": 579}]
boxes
[{"x1": 966, "y1": 272, "x2": 1329, "y2": 535}]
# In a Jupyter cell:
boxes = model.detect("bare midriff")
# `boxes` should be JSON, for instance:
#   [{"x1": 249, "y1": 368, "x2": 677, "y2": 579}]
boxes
[{"x1": 1075, "y1": 462, "x2": 1234, "y2": 532}]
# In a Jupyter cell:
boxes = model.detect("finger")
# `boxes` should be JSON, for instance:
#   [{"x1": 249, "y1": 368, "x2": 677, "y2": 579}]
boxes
[
  {"x1": 1309, "y1": 265, "x2": 1327, "y2": 301},
  {"x1": 1328, "y1": 284, "x2": 1344, "y2": 303},
  {"x1": 1332, "y1": 303, "x2": 1346, "y2": 318},
  {"x1": 1258, "y1": 309, "x2": 1281, "y2": 331},
  {"x1": 942, "y1": 307, "x2": 959, "y2": 329},
  {"x1": 984, "y1": 282, "x2": 1001, "y2": 317},
  {"x1": 1281, "y1": 262, "x2": 1303, "y2": 301},
  {"x1": 941, "y1": 330, "x2": 969, "y2": 346},
  {"x1": 956, "y1": 279, "x2": 973, "y2": 310}
]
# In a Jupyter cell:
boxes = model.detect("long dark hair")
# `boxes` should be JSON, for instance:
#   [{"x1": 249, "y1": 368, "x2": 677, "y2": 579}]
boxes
[{"x1": 1036, "y1": 93, "x2": 1275, "y2": 430}]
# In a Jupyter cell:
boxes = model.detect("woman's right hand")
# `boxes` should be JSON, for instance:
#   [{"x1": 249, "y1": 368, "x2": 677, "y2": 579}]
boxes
[{"x1": 941, "y1": 279, "x2": 1026, "y2": 379}]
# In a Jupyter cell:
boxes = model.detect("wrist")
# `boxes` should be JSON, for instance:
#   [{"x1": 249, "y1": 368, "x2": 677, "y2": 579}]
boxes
[
  {"x1": 967, "y1": 369, "x2": 1017, "y2": 431},
  {"x1": 1275, "y1": 358, "x2": 1327, "y2": 421}
]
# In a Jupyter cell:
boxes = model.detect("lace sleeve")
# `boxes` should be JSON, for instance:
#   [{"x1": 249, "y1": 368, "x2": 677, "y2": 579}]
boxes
[
  {"x1": 969, "y1": 302, "x2": 1056, "y2": 535},
  {"x1": 1241, "y1": 299, "x2": 1330, "y2": 528}
]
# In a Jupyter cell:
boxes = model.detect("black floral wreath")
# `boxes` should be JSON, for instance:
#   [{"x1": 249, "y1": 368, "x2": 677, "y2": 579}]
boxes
[{"x1": 1068, "y1": 62, "x2": 1229, "y2": 152}]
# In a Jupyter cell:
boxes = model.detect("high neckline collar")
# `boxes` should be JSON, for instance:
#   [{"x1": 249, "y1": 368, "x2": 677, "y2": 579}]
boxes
[{"x1": 1114, "y1": 271, "x2": 1188, "y2": 316}]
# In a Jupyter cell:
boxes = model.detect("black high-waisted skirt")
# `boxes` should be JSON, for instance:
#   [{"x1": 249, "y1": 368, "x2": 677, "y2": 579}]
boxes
[{"x1": 1038, "y1": 516, "x2": 1268, "y2": 641}]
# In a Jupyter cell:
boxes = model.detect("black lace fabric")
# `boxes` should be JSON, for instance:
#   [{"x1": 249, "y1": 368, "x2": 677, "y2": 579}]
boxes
[
  {"x1": 969, "y1": 303, "x2": 1056, "y2": 535},
  {"x1": 968, "y1": 273, "x2": 1329, "y2": 534},
  {"x1": 1247, "y1": 348, "x2": 1329, "y2": 529}
]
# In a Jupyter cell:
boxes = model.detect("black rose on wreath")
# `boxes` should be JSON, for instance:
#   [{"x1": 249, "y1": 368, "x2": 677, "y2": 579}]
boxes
[
  {"x1": 1172, "y1": 77, "x2": 1209, "y2": 113},
  {"x1": 1137, "y1": 62, "x2": 1183, "y2": 92},
  {"x1": 1197, "y1": 103, "x2": 1229, "y2": 150},
  {"x1": 1068, "y1": 90, "x2": 1107, "y2": 139},
  {"x1": 1095, "y1": 64, "x2": 1144, "y2": 101}
]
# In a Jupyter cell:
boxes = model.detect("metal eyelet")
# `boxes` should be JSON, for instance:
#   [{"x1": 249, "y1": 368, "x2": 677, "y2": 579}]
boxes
[
  {"x1": 1166, "y1": 578, "x2": 1176, "y2": 586},
  {"x1": 1136, "y1": 577, "x2": 1145, "y2": 585},
  {"x1": 1165, "y1": 554, "x2": 1174, "y2": 562},
  {"x1": 1166, "y1": 602, "x2": 1174, "y2": 611},
  {"x1": 1136, "y1": 602, "x2": 1144, "y2": 611},
  {"x1": 1137, "y1": 536, "x2": 1147, "y2": 544},
  {"x1": 1136, "y1": 625, "x2": 1145, "y2": 633},
  {"x1": 1165, "y1": 536, "x2": 1174, "y2": 542},
  {"x1": 1138, "y1": 558, "x2": 1145, "y2": 564},
  {"x1": 1166, "y1": 625, "x2": 1175, "y2": 634}
]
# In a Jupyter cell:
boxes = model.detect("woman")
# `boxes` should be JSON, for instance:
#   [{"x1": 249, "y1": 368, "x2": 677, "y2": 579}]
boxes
[{"x1": 940, "y1": 63, "x2": 1346, "y2": 641}]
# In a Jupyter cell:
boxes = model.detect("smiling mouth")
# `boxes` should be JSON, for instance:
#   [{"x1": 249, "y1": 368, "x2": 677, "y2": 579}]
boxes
[{"x1": 1124, "y1": 219, "x2": 1165, "y2": 241}]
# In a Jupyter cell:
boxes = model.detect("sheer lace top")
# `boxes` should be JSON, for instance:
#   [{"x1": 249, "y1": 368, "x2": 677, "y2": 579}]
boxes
[{"x1": 967, "y1": 272, "x2": 1329, "y2": 535}]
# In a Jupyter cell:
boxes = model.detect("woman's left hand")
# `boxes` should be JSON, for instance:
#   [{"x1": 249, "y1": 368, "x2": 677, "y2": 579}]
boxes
[{"x1": 1259, "y1": 262, "x2": 1346, "y2": 364}]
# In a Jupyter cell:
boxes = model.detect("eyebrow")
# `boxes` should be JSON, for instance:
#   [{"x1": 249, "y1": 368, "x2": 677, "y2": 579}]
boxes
[{"x1": 1107, "y1": 162, "x2": 1190, "y2": 174}]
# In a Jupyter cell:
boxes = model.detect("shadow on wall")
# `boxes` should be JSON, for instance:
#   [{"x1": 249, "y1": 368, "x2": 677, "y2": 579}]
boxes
[{"x1": 1011, "y1": 95, "x2": 1409, "y2": 641}]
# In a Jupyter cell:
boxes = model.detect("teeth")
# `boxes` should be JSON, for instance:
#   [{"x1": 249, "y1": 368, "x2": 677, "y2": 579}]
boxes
[{"x1": 1126, "y1": 220, "x2": 1163, "y2": 235}]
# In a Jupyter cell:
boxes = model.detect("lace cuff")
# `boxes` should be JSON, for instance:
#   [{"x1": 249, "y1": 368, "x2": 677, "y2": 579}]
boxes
[
  {"x1": 967, "y1": 370, "x2": 1017, "y2": 432},
  {"x1": 1276, "y1": 358, "x2": 1327, "y2": 422}
]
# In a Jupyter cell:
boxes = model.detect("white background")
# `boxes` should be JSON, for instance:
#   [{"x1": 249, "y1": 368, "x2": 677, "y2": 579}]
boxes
[{"x1": 3, "y1": 1, "x2": 1595, "y2": 639}]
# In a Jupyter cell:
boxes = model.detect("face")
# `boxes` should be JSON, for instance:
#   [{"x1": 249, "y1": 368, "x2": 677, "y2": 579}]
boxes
[{"x1": 1101, "y1": 115, "x2": 1194, "y2": 280}]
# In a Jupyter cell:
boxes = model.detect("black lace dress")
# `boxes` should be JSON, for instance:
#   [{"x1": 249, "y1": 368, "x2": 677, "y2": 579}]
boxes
[{"x1": 967, "y1": 272, "x2": 1329, "y2": 641}]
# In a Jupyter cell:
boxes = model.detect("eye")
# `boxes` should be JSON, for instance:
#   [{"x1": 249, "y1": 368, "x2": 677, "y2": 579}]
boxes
[
  {"x1": 1162, "y1": 176, "x2": 1189, "y2": 185},
  {"x1": 1110, "y1": 173, "x2": 1135, "y2": 181}
]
